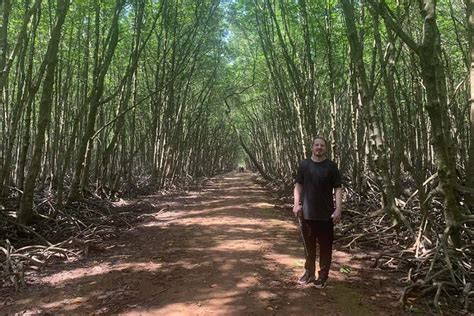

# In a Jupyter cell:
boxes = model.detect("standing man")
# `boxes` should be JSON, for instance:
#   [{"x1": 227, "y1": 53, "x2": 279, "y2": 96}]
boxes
[{"x1": 293, "y1": 136, "x2": 342, "y2": 288}]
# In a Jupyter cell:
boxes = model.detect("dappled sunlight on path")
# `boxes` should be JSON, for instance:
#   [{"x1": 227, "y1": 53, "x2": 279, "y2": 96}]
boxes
[{"x1": 2, "y1": 172, "x2": 404, "y2": 315}]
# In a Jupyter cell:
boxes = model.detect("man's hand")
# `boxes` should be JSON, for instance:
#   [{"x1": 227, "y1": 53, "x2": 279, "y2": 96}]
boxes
[
  {"x1": 293, "y1": 204, "x2": 302, "y2": 218},
  {"x1": 332, "y1": 208, "x2": 342, "y2": 223}
]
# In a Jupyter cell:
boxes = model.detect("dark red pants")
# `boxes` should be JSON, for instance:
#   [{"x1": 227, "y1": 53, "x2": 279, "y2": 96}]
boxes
[{"x1": 302, "y1": 219, "x2": 334, "y2": 280}]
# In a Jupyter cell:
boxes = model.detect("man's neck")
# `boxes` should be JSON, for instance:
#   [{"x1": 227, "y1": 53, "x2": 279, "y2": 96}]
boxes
[{"x1": 311, "y1": 155, "x2": 326, "y2": 162}]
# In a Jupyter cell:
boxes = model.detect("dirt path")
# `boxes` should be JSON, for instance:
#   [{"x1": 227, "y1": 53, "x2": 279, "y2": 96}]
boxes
[{"x1": 2, "y1": 172, "x2": 404, "y2": 315}]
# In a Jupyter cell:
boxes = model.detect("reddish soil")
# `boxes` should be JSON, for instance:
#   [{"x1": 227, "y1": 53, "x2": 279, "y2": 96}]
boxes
[{"x1": 1, "y1": 172, "x2": 407, "y2": 315}]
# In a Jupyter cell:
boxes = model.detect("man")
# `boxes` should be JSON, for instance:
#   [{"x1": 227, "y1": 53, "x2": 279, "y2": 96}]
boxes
[{"x1": 293, "y1": 136, "x2": 342, "y2": 288}]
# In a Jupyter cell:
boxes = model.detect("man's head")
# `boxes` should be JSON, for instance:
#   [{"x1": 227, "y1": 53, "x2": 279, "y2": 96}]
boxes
[{"x1": 311, "y1": 136, "x2": 327, "y2": 159}]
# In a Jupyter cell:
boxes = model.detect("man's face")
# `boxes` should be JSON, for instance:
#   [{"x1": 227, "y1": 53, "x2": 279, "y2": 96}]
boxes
[{"x1": 312, "y1": 138, "x2": 327, "y2": 157}]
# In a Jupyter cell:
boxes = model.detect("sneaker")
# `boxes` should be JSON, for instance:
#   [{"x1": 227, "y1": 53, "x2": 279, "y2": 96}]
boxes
[
  {"x1": 297, "y1": 270, "x2": 315, "y2": 285},
  {"x1": 313, "y1": 278, "x2": 327, "y2": 289}
]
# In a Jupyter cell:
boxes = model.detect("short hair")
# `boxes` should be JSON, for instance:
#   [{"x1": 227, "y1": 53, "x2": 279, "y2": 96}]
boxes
[{"x1": 312, "y1": 136, "x2": 328, "y2": 146}]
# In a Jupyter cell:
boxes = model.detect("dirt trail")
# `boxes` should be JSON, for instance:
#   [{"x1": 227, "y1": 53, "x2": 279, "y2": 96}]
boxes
[{"x1": 2, "y1": 172, "x2": 404, "y2": 315}]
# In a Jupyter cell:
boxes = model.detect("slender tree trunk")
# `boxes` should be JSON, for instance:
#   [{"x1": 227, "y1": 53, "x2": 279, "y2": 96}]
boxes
[
  {"x1": 18, "y1": 0, "x2": 70, "y2": 224},
  {"x1": 68, "y1": 0, "x2": 125, "y2": 202},
  {"x1": 0, "y1": 0, "x2": 11, "y2": 192},
  {"x1": 342, "y1": 0, "x2": 413, "y2": 233},
  {"x1": 372, "y1": 10, "x2": 403, "y2": 196},
  {"x1": 466, "y1": 0, "x2": 474, "y2": 210},
  {"x1": 101, "y1": 0, "x2": 146, "y2": 188},
  {"x1": 375, "y1": 0, "x2": 464, "y2": 245},
  {"x1": 324, "y1": 2, "x2": 339, "y2": 163},
  {"x1": 0, "y1": 1, "x2": 43, "y2": 193},
  {"x1": 0, "y1": 0, "x2": 11, "y2": 188},
  {"x1": 349, "y1": 61, "x2": 364, "y2": 194},
  {"x1": 418, "y1": 1, "x2": 463, "y2": 246}
]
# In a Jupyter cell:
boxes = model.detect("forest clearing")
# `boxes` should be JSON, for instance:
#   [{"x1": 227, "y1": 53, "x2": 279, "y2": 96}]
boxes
[{"x1": 0, "y1": 0, "x2": 473, "y2": 314}]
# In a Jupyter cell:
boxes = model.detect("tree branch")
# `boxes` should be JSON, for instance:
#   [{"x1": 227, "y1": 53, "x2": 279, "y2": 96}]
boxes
[{"x1": 367, "y1": 0, "x2": 420, "y2": 54}]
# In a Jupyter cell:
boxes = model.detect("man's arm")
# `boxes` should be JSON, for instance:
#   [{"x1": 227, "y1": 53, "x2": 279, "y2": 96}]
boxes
[
  {"x1": 332, "y1": 187, "x2": 342, "y2": 223},
  {"x1": 293, "y1": 183, "x2": 303, "y2": 217}
]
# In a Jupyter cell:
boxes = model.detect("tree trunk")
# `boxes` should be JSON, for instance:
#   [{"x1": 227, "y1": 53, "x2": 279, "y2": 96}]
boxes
[
  {"x1": 342, "y1": 0, "x2": 413, "y2": 234},
  {"x1": 0, "y1": 0, "x2": 11, "y2": 187},
  {"x1": 324, "y1": 3, "x2": 339, "y2": 163},
  {"x1": 418, "y1": 0, "x2": 463, "y2": 246},
  {"x1": 18, "y1": 0, "x2": 70, "y2": 224},
  {"x1": 372, "y1": 13, "x2": 403, "y2": 196},
  {"x1": 466, "y1": 0, "x2": 474, "y2": 210},
  {"x1": 68, "y1": 0, "x2": 125, "y2": 202},
  {"x1": 375, "y1": 0, "x2": 464, "y2": 245}
]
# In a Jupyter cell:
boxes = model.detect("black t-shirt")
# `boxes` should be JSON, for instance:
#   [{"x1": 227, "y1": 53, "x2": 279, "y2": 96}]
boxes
[{"x1": 295, "y1": 158, "x2": 342, "y2": 221}]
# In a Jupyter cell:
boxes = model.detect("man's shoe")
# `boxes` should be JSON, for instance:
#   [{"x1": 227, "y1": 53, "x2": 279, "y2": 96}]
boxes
[
  {"x1": 313, "y1": 278, "x2": 327, "y2": 289},
  {"x1": 297, "y1": 270, "x2": 315, "y2": 285}
]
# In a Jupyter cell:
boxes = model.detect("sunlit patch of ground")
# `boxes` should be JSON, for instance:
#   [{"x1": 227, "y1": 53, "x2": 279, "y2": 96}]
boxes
[{"x1": 40, "y1": 262, "x2": 164, "y2": 285}]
